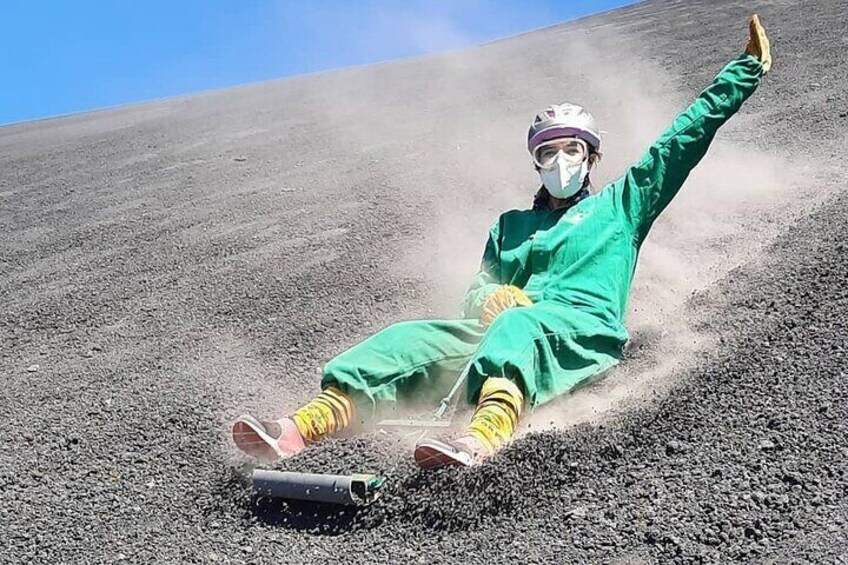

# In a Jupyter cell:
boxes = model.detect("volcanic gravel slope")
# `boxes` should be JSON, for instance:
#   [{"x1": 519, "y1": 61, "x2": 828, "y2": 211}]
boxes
[{"x1": 2, "y1": 0, "x2": 848, "y2": 563}]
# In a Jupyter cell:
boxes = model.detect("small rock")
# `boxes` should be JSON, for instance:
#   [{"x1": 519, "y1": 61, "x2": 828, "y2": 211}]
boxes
[
  {"x1": 770, "y1": 494, "x2": 790, "y2": 506},
  {"x1": 665, "y1": 440, "x2": 685, "y2": 454},
  {"x1": 758, "y1": 439, "x2": 776, "y2": 450},
  {"x1": 744, "y1": 526, "x2": 763, "y2": 540},
  {"x1": 602, "y1": 443, "x2": 625, "y2": 458},
  {"x1": 782, "y1": 471, "x2": 804, "y2": 486},
  {"x1": 565, "y1": 506, "x2": 588, "y2": 519},
  {"x1": 26, "y1": 364, "x2": 39, "y2": 373},
  {"x1": 665, "y1": 534, "x2": 682, "y2": 547}
]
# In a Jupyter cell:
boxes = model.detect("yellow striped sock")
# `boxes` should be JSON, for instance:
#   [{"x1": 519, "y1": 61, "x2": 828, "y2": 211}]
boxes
[
  {"x1": 466, "y1": 377, "x2": 524, "y2": 454},
  {"x1": 291, "y1": 386, "x2": 355, "y2": 442}
]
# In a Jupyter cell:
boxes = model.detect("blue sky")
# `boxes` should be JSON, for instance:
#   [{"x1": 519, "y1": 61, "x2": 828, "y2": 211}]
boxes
[{"x1": 0, "y1": 1, "x2": 637, "y2": 125}]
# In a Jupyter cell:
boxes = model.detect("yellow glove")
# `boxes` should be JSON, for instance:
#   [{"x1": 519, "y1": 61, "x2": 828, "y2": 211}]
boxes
[
  {"x1": 746, "y1": 14, "x2": 772, "y2": 74},
  {"x1": 480, "y1": 285, "x2": 532, "y2": 328}
]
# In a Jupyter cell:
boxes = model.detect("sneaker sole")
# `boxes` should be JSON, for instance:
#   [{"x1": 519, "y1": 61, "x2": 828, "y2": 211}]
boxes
[
  {"x1": 414, "y1": 440, "x2": 473, "y2": 469},
  {"x1": 232, "y1": 415, "x2": 285, "y2": 462}
]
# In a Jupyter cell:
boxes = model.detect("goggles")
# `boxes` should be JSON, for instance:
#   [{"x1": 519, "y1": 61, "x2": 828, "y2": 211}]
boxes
[{"x1": 532, "y1": 138, "x2": 588, "y2": 169}]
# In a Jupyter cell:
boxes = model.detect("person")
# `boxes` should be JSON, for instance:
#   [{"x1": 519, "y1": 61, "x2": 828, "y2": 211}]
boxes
[{"x1": 232, "y1": 15, "x2": 772, "y2": 469}]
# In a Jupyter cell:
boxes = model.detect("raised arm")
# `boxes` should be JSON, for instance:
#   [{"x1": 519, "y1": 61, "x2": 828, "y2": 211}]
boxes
[{"x1": 610, "y1": 16, "x2": 771, "y2": 242}]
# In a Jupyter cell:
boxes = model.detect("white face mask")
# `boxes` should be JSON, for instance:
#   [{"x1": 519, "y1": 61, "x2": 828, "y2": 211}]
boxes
[{"x1": 539, "y1": 154, "x2": 589, "y2": 199}]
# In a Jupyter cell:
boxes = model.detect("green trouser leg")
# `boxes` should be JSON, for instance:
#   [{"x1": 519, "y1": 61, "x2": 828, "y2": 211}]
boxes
[
  {"x1": 321, "y1": 319, "x2": 484, "y2": 421},
  {"x1": 322, "y1": 303, "x2": 627, "y2": 420},
  {"x1": 466, "y1": 301, "x2": 626, "y2": 407}
]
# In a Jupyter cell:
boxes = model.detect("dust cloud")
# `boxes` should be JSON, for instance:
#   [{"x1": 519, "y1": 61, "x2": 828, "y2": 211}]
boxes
[
  {"x1": 209, "y1": 19, "x2": 818, "y2": 437},
  {"x1": 400, "y1": 28, "x2": 817, "y2": 433}
]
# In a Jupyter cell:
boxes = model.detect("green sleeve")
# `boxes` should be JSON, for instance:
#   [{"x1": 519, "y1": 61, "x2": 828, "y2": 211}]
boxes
[
  {"x1": 460, "y1": 219, "x2": 503, "y2": 319},
  {"x1": 610, "y1": 53, "x2": 764, "y2": 242}
]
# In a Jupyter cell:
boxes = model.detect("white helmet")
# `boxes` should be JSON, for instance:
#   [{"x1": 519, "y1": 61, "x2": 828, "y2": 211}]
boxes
[{"x1": 527, "y1": 103, "x2": 601, "y2": 157}]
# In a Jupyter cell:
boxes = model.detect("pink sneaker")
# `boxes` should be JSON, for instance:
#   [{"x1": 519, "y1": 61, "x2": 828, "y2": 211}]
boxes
[
  {"x1": 231, "y1": 415, "x2": 306, "y2": 462},
  {"x1": 413, "y1": 435, "x2": 491, "y2": 469}
]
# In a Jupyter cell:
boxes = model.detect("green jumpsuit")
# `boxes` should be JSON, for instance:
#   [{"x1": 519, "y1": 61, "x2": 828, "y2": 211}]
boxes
[{"x1": 322, "y1": 54, "x2": 764, "y2": 418}]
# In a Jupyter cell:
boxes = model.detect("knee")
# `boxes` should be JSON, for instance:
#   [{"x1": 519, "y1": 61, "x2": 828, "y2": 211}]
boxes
[
  {"x1": 323, "y1": 319, "x2": 434, "y2": 382},
  {"x1": 486, "y1": 306, "x2": 539, "y2": 337},
  {"x1": 474, "y1": 307, "x2": 541, "y2": 371}
]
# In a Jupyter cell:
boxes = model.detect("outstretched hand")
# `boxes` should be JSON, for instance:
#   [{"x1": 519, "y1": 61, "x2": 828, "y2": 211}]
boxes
[{"x1": 746, "y1": 14, "x2": 772, "y2": 74}]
